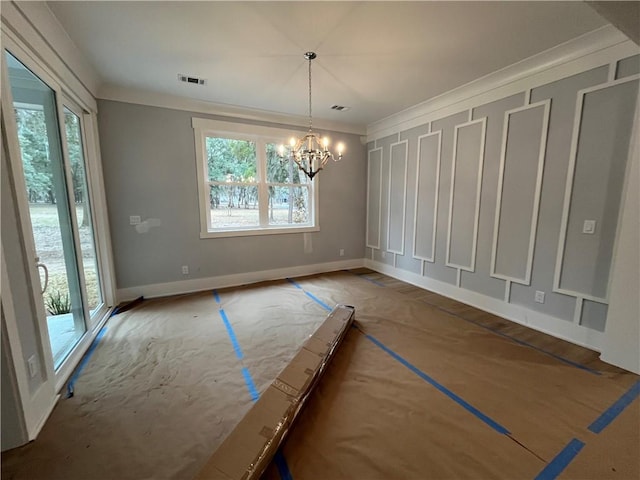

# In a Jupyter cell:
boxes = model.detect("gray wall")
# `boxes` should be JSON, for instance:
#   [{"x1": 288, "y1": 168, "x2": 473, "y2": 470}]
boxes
[
  {"x1": 97, "y1": 100, "x2": 367, "y2": 291},
  {"x1": 366, "y1": 54, "x2": 640, "y2": 332}
]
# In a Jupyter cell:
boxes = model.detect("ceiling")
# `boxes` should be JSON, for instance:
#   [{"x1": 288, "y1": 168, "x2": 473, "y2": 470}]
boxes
[{"x1": 47, "y1": 1, "x2": 609, "y2": 130}]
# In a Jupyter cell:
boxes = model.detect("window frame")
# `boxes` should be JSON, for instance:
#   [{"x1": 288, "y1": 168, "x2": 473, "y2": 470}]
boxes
[{"x1": 192, "y1": 118, "x2": 319, "y2": 238}]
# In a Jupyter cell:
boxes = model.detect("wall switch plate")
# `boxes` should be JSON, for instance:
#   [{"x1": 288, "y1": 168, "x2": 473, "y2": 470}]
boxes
[
  {"x1": 582, "y1": 220, "x2": 596, "y2": 234},
  {"x1": 181, "y1": 265, "x2": 189, "y2": 275},
  {"x1": 535, "y1": 291, "x2": 545, "y2": 304},
  {"x1": 381, "y1": 251, "x2": 386, "y2": 259},
  {"x1": 339, "y1": 249, "x2": 345, "y2": 257},
  {"x1": 27, "y1": 355, "x2": 38, "y2": 378},
  {"x1": 129, "y1": 215, "x2": 141, "y2": 225}
]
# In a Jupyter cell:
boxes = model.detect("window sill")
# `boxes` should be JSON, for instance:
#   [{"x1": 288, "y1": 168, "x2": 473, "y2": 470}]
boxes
[{"x1": 200, "y1": 225, "x2": 320, "y2": 239}]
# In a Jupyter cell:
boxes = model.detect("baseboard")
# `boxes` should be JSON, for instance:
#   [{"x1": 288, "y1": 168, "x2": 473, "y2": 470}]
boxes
[
  {"x1": 117, "y1": 258, "x2": 365, "y2": 302},
  {"x1": 364, "y1": 259, "x2": 604, "y2": 352}
]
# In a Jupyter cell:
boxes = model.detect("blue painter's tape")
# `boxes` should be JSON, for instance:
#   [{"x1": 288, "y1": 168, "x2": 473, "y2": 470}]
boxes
[
  {"x1": 287, "y1": 278, "x2": 332, "y2": 312},
  {"x1": 274, "y1": 450, "x2": 294, "y2": 480},
  {"x1": 242, "y1": 367, "x2": 260, "y2": 402},
  {"x1": 219, "y1": 309, "x2": 244, "y2": 360},
  {"x1": 305, "y1": 291, "x2": 332, "y2": 312},
  {"x1": 361, "y1": 329, "x2": 510, "y2": 435},
  {"x1": 213, "y1": 289, "x2": 221, "y2": 305},
  {"x1": 350, "y1": 272, "x2": 600, "y2": 375},
  {"x1": 357, "y1": 274, "x2": 387, "y2": 288},
  {"x1": 534, "y1": 438, "x2": 585, "y2": 480},
  {"x1": 588, "y1": 380, "x2": 640, "y2": 434},
  {"x1": 66, "y1": 326, "x2": 108, "y2": 397}
]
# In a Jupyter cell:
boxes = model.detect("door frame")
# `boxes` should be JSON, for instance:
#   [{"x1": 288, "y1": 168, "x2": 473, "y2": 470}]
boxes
[{"x1": 1, "y1": 27, "x2": 116, "y2": 440}]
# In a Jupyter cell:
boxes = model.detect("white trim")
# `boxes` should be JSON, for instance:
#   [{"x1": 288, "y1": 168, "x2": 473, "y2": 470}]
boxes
[
  {"x1": 192, "y1": 118, "x2": 319, "y2": 237},
  {"x1": 1, "y1": 11, "x2": 97, "y2": 112},
  {"x1": 200, "y1": 224, "x2": 320, "y2": 239},
  {"x1": 446, "y1": 118, "x2": 486, "y2": 272},
  {"x1": 366, "y1": 26, "x2": 635, "y2": 142},
  {"x1": 504, "y1": 280, "x2": 512, "y2": 303},
  {"x1": 101, "y1": 84, "x2": 365, "y2": 136},
  {"x1": 386, "y1": 139, "x2": 408, "y2": 255},
  {"x1": 366, "y1": 147, "x2": 383, "y2": 249},
  {"x1": 192, "y1": 117, "x2": 303, "y2": 139},
  {"x1": 83, "y1": 112, "x2": 117, "y2": 313},
  {"x1": 1, "y1": 54, "x2": 57, "y2": 383},
  {"x1": 490, "y1": 100, "x2": 550, "y2": 285},
  {"x1": 117, "y1": 259, "x2": 365, "y2": 302},
  {"x1": 412, "y1": 130, "x2": 442, "y2": 263},
  {"x1": 524, "y1": 89, "x2": 532, "y2": 105},
  {"x1": 553, "y1": 74, "x2": 640, "y2": 303},
  {"x1": 456, "y1": 268, "x2": 461, "y2": 288},
  {"x1": 0, "y1": 198, "x2": 57, "y2": 444},
  {"x1": 364, "y1": 259, "x2": 604, "y2": 352}
]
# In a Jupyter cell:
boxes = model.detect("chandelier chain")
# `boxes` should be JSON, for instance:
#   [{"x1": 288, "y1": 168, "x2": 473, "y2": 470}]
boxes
[{"x1": 308, "y1": 56, "x2": 313, "y2": 132}]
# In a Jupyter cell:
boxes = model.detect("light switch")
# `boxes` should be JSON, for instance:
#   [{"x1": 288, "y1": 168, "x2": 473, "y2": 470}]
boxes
[{"x1": 582, "y1": 220, "x2": 596, "y2": 235}]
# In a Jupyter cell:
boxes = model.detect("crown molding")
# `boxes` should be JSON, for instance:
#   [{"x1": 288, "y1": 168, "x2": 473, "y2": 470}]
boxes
[
  {"x1": 98, "y1": 83, "x2": 366, "y2": 136},
  {"x1": 2, "y1": 1, "x2": 101, "y2": 108},
  {"x1": 367, "y1": 25, "x2": 637, "y2": 141}
]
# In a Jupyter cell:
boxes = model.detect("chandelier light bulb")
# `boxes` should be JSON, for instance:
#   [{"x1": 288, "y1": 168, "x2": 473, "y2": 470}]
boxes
[
  {"x1": 289, "y1": 137, "x2": 296, "y2": 147},
  {"x1": 323, "y1": 137, "x2": 329, "y2": 148}
]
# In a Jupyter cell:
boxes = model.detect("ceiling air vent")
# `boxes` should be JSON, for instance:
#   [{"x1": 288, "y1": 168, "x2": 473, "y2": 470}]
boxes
[
  {"x1": 178, "y1": 74, "x2": 207, "y2": 86},
  {"x1": 331, "y1": 104, "x2": 351, "y2": 112}
]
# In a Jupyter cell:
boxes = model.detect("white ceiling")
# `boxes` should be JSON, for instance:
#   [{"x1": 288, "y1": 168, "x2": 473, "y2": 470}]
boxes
[{"x1": 48, "y1": 1, "x2": 608, "y2": 130}]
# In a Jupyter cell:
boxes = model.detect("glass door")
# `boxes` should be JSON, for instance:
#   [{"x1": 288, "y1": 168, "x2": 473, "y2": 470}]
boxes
[{"x1": 5, "y1": 51, "x2": 101, "y2": 369}]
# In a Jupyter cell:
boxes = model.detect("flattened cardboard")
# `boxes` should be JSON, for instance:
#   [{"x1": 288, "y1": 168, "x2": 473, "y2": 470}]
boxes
[{"x1": 197, "y1": 304, "x2": 355, "y2": 480}]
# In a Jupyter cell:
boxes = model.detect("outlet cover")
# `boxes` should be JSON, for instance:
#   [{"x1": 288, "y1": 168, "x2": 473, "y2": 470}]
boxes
[
  {"x1": 129, "y1": 215, "x2": 141, "y2": 225},
  {"x1": 582, "y1": 220, "x2": 596, "y2": 234},
  {"x1": 27, "y1": 355, "x2": 38, "y2": 378},
  {"x1": 181, "y1": 265, "x2": 189, "y2": 275},
  {"x1": 535, "y1": 291, "x2": 545, "y2": 304},
  {"x1": 339, "y1": 249, "x2": 345, "y2": 257}
]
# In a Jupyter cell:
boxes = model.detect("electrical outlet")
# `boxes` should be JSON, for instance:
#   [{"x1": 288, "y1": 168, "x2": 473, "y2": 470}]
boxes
[
  {"x1": 582, "y1": 220, "x2": 596, "y2": 234},
  {"x1": 339, "y1": 249, "x2": 345, "y2": 257},
  {"x1": 27, "y1": 355, "x2": 38, "y2": 378},
  {"x1": 181, "y1": 265, "x2": 189, "y2": 275},
  {"x1": 381, "y1": 251, "x2": 386, "y2": 259},
  {"x1": 129, "y1": 215, "x2": 141, "y2": 225},
  {"x1": 535, "y1": 291, "x2": 545, "y2": 304}
]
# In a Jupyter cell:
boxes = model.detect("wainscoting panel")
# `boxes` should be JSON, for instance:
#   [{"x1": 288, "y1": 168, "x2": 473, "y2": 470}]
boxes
[
  {"x1": 413, "y1": 131, "x2": 441, "y2": 262},
  {"x1": 446, "y1": 118, "x2": 486, "y2": 272},
  {"x1": 492, "y1": 101, "x2": 550, "y2": 284},
  {"x1": 387, "y1": 140, "x2": 408, "y2": 255},
  {"x1": 366, "y1": 148, "x2": 382, "y2": 249},
  {"x1": 555, "y1": 77, "x2": 639, "y2": 302}
]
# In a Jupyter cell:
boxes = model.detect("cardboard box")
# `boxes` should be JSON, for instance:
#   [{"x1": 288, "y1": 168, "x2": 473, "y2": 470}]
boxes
[{"x1": 197, "y1": 304, "x2": 355, "y2": 480}]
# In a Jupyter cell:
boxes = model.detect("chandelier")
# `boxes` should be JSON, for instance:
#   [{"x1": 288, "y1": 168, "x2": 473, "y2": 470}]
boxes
[{"x1": 278, "y1": 52, "x2": 344, "y2": 180}]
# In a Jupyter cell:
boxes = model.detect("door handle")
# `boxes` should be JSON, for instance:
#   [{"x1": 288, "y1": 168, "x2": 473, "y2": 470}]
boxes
[{"x1": 36, "y1": 260, "x2": 49, "y2": 294}]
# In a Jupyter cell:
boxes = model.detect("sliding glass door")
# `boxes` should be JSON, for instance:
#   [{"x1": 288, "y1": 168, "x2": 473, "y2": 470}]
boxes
[{"x1": 5, "y1": 51, "x2": 104, "y2": 369}]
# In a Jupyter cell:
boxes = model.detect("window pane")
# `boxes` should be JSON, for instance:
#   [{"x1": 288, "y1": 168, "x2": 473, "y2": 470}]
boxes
[
  {"x1": 206, "y1": 137, "x2": 257, "y2": 182},
  {"x1": 268, "y1": 186, "x2": 310, "y2": 225},
  {"x1": 266, "y1": 143, "x2": 308, "y2": 184},
  {"x1": 63, "y1": 108, "x2": 102, "y2": 314},
  {"x1": 210, "y1": 184, "x2": 259, "y2": 228}
]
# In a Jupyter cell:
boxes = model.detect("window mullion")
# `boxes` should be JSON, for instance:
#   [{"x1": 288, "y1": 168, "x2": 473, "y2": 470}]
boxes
[{"x1": 257, "y1": 139, "x2": 269, "y2": 227}]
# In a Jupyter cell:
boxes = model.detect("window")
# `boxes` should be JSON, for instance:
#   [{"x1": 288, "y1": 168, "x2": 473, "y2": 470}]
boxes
[{"x1": 193, "y1": 118, "x2": 318, "y2": 238}]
